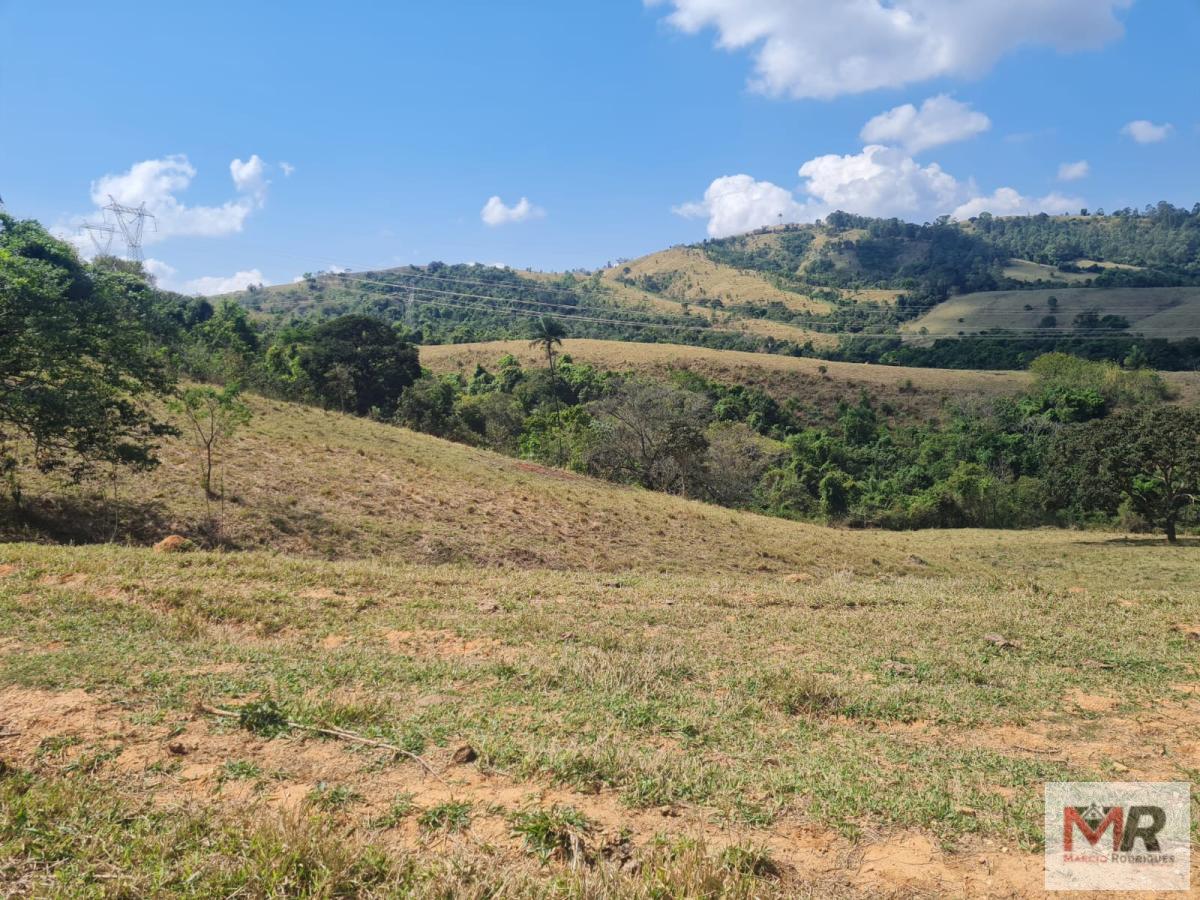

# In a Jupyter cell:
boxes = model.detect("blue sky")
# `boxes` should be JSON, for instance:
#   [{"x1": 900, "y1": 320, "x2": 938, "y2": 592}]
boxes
[{"x1": 1, "y1": 0, "x2": 1197, "y2": 293}]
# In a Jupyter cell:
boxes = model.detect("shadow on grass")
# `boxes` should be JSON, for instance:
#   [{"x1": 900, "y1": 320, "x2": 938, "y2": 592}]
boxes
[
  {"x1": 1072, "y1": 535, "x2": 1200, "y2": 548},
  {"x1": 0, "y1": 494, "x2": 177, "y2": 547}
]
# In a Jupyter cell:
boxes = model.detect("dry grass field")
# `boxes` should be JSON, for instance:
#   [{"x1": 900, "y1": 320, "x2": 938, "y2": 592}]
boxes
[
  {"x1": 2, "y1": 399, "x2": 1198, "y2": 897},
  {"x1": 602, "y1": 248, "x2": 831, "y2": 315}
]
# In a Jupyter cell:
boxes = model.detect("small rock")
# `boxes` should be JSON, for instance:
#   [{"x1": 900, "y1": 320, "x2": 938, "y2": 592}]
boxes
[
  {"x1": 153, "y1": 535, "x2": 194, "y2": 554},
  {"x1": 477, "y1": 601, "x2": 501, "y2": 614},
  {"x1": 883, "y1": 661, "x2": 918, "y2": 677},
  {"x1": 784, "y1": 573, "x2": 813, "y2": 583},
  {"x1": 1172, "y1": 624, "x2": 1200, "y2": 642},
  {"x1": 983, "y1": 633, "x2": 1022, "y2": 650},
  {"x1": 905, "y1": 555, "x2": 930, "y2": 567},
  {"x1": 451, "y1": 744, "x2": 477, "y2": 765},
  {"x1": 1112, "y1": 762, "x2": 1130, "y2": 774},
  {"x1": 955, "y1": 805, "x2": 979, "y2": 817},
  {"x1": 167, "y1": 742, "x2": 189, "y2": 756},
  {"x1": 659, "y1": 804, "x2": 681, "y2": 818}
]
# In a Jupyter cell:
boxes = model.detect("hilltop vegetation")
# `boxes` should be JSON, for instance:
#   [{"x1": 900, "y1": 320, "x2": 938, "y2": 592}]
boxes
[{"x1": 220, "y1": 203, "x2": 1200, "y2": 371}]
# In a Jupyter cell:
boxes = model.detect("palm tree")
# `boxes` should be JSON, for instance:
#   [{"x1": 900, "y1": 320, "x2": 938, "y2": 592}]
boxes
[{"x1": 529, "y1": 315, "x2": 567, "y2": 463}]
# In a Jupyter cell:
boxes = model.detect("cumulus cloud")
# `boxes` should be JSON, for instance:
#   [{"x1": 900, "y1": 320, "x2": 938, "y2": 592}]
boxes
[
  {"x1": 1057, "y1": 160, "x2": 1091, "y2": 181},
  {"x1": 799, "y1": 145, "x2": 964, "y2": 220},
  {"x1": 85, "y1": 154, "x2": 271, "y2": 244},
  {"x1": 860, "y1": 95, "x2": 991, "y2": 154},
  {"x1": 142, "y1": 258, "x2": 178, "y2": 287},
  {"x1": 952, "y1": 188, "x2": 1083, "y2": 219},
  {"x1": 480, "y1": 195, "x2": 545, "y2": 226},
  {"x1": 1122, "y1": 120, "x2": 1173, "y2": 144},
  {"x1": 280, "y1": 161, "x2": 296, "y2": 177},
  {"x1": 674, "y1": 174, "x2": 811, "y2": 237},
  {"x1": 181, "y1": 269, "x2": 266, "y2": 296},
  {"x1": 649, "y1": 0, "x2": 1131, "y2": 99},
  {"x1": 677, "y1": 145, "x2": 1086, "y2": 236},
  {"x1": 230, "y1": 154, "x2": 268, "y2": 204}
]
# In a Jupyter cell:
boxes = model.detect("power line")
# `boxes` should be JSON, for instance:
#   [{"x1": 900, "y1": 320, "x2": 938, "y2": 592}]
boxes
[{"x1": 288, "y1": 270, "x2": 1193, "y2": 342}]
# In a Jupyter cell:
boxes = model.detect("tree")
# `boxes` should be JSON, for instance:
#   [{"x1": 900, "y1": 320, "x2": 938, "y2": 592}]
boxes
[
  {"x1": 0, "y1": 214, "x2": 176, "y2": 504},
  {"x1": 585, "y1": 380, "x2": 711, "y2": 495},
  {"x1": 293, "y1": 315, "x2": 420, "y2": 417},
  {"x1": 1050, "y1": 405, "x2": 1200, "y2": 542},
  {"x1": 172, "y1": 384, "x2": 251, "y2": 503},
  {"x1": 528, "y1": 316, "x2": 567, "y2": 462}
]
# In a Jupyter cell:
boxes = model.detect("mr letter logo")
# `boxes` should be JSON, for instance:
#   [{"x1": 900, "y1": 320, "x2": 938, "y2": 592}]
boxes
[{"x1": 1045, "y1": 782, "x2": 1190, "y2": 891}]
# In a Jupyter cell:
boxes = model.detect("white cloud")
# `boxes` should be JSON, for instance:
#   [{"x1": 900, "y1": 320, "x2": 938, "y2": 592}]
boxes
[
  {"x1": 861, "y1": 95, "x2": 991, "y2": 154},
  {"x1": 181, "y1": 269, "x2": 266, "y2": 296},
  {"x1": 952, "y1": 188, "x2": 1083, "y2": 219},
  {"x1": 230, "y1": 154, "x2": 268, "y2": 204},
  {"x1": 142, "y1": 258, "x2": 177, "y2": 287},
  {"x1": 674, "y1": 174, "x2": 812, "y2": 237},
  {"x1": 1057, "y1": 160, "x2": 1091, "y2": 181},
  {"x1": 480, "y1": 195, "x2": 545, "y2": 226},
  {"x1": 677, "y1": 145, "x2": 1087, "y2": 236},
  {"x1": 649, "y1": 0, "x2": 1131, "y2": 99},
  {"x1": 280, "y1": 161, "x2": 296, "y2": 177},
  {"x1": 1122, "y1": 120, "x2": 1173, "y2": 144},
  {"x1": 799, "y1": 145, "x2": 966, "y2": 221},
  {"x1": 86, "y1": 154, "x2": 270, "y2": 244}
]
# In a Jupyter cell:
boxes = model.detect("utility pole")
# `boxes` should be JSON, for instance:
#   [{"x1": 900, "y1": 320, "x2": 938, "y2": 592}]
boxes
[{"x1": 103, "y1": 195, "x2": 156, "y2": 261}]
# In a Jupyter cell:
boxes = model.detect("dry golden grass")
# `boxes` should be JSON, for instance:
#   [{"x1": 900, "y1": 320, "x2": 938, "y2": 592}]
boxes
[
  {"x1": 3, "y1": 394, "x2": 936, "y2": 574},
  {"x1": 603, "y1": 247, "x2": 831, "y2": 314},
  {"x1": 512, "y1": 272, "x2": 837, "y2": 347}
]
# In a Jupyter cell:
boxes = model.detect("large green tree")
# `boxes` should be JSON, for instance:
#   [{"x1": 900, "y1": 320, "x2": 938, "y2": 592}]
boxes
[
  {"x1": 0, "y1": 215, "x2": 176, "y2": 502},
  {"x1": 1050, "y1": 404, "x2": 1200, "y2": 542},
  {"x1": 292, "y1": 315, "x2": 420, "y2": 417}
]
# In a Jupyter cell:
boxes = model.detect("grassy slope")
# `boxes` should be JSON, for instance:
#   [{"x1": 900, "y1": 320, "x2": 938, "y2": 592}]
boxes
[
  {"x1": 1, "y1": 394, "x2": 1199, "y2": 895},
  {"x1": 4, "y1": 394, "x2": 926, "y2": 575},
  {"x1": 903, "y1": 286, "x2": 1200, "y2": 341},
  {"x1": 603, "y1": 246, "x2": 830, "y2": 315}
]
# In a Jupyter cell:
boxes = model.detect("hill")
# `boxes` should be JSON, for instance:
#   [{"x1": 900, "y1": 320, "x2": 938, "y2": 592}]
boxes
[
  {"x1": 219, "y1": 205, "x2": 1200, "y2": 373},
  {"x1": 3, "y1": 394, "x2": 921, "y2": 575},
  {"x1": 903, "y1": 286, "x2": 1200, "y2": 341},
  {"x1": 5, "y1": 394, "x2": 1200, "y2": 895}
]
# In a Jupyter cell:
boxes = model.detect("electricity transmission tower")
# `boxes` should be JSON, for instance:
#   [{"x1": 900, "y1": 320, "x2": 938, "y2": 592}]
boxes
[
  {"x1": 80, "y1": 221, "x2": 118, "y2": 256},
  {"x1": 103, "y1": 195, "x2": 156, "y2": 261}
]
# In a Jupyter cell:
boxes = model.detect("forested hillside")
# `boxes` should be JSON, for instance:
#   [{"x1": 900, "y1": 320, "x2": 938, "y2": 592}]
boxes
[{"x1": 223, "y1": 204, "x2": 1200, "y2": 370}]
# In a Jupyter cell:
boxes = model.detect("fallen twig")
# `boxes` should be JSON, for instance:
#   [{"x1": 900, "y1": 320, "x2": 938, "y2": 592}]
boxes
[
  {"x1": 198, "y1": 704, "x2": 446, "y2": 784},
  {"x1": 0, "y1": 731, "x2": 20, "y2": 739}
]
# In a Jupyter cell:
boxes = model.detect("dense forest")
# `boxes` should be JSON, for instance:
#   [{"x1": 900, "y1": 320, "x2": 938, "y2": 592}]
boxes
[{"x1": 4, "y1": 212, "x2": 1198, "y2": 544}]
